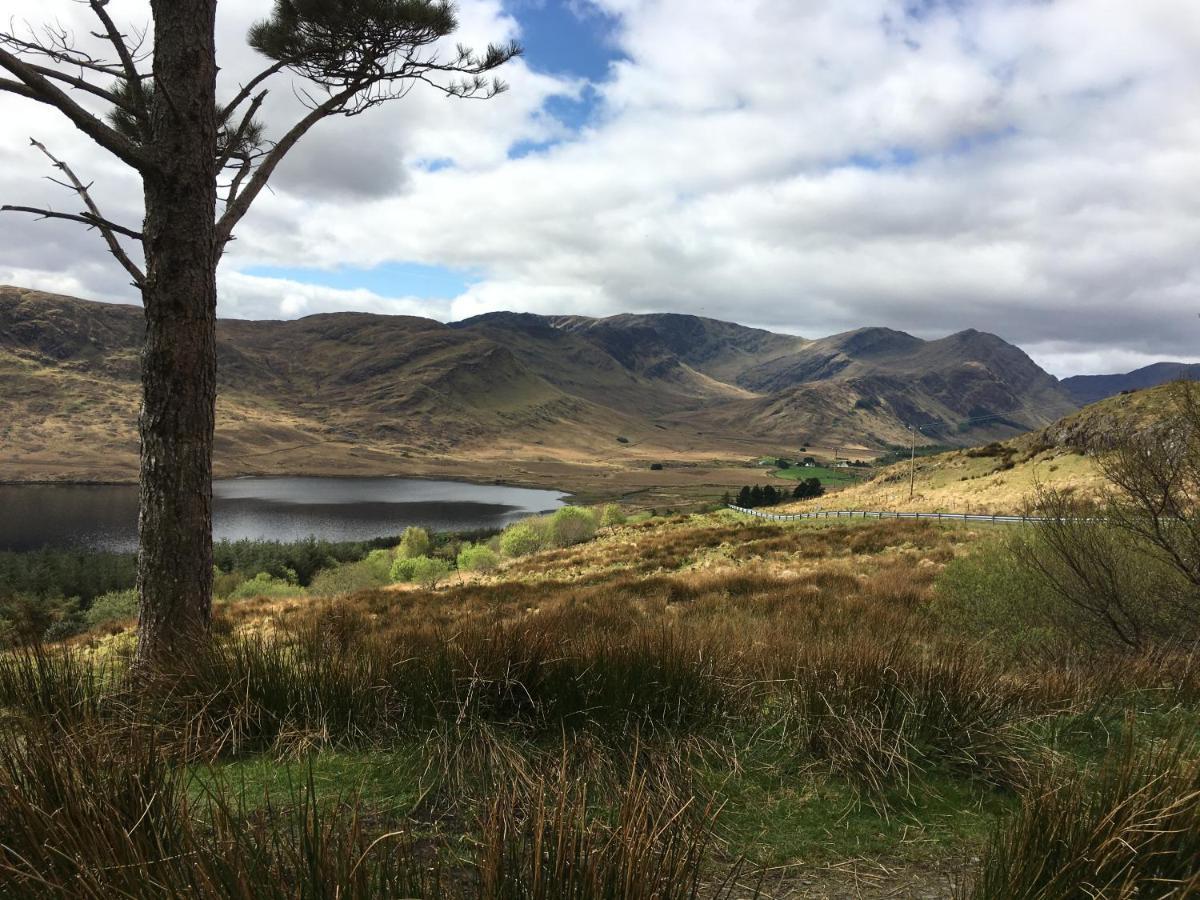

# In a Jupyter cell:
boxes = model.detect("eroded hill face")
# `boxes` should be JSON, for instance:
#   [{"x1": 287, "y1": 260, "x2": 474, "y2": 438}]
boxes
[{"x1": 1, "y1": 285, "x2": 1076, "y2": 482}]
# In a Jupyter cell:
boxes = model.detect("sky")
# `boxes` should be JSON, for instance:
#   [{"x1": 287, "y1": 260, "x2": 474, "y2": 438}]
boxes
[{"x1": 2, "y1": 0, "x2": 1199, "y2": 378}]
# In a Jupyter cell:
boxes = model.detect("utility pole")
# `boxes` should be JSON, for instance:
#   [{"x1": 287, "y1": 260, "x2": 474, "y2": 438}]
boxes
[{"x1": 908, "y1": 424, "x2": 917, "y2": 500}]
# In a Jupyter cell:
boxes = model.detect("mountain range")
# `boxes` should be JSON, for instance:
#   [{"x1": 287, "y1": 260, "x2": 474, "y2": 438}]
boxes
[
  {"x1": 0, "y1": 284, "x2": 1103, "y2": 483},
  {"x1": 1061, "y1": 362, "x2": 1200, "y2": 406}
]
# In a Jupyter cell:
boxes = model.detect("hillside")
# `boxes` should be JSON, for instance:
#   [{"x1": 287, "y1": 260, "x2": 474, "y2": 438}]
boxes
[
  {"x1": 778, "y1": 384, "x2": 1182, "y2": 515},
  {"x1": 1061, "y1": 361, "x2": 1200, "y2": 405},
  {"x1": 1, "y1": 285, "x2": 1077, "y2": 488}
]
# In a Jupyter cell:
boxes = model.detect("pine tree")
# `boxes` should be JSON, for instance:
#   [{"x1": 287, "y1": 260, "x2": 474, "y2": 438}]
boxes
[{"x1": 0, "y1": 1, "x2": 519, "y2": 668}]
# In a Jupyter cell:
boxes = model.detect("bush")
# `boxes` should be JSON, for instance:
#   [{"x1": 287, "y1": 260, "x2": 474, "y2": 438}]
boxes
[
  {"x1": 396, "y1": 526, "x2": 431, "y2": 560},
  {"x1": 309, "y1": 559, "x2": 389, "y2": 598},
  {"x1": 649, "y1": 462, "x2": 664, "y2": 471},
  {"x1": 600, "y1": 503, "x2": 626, "y2": 528},
  {"x1": 227, "y1": 572, "x2": 300, "y2": 601},
  {"x1": 389, "y1": 556, "x2": 418, "y2": 583},
  {"x1": 551, "y1": 506, "x2": 598, "y2": 547},
  {"x1": 410, "y1": 556, "x2": 451, "y2": 590},
  {"x1": 84, "y1": 589, "x2": 138, "y2": 629},
  {"x1": 362, "y1": 549, "x2": 393, "y2": 582},
  {"x1": 390, "y1": 555, "x2": 451, "y2": 588},
  {"x1": 457, "y1": 544, "x2": 499, "y2": 574},
  {"x1": 499, "y1": 521, "x2": 549, "y2": 558}
]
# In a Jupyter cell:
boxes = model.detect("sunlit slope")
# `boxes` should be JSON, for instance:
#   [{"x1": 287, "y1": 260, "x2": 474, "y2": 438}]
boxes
[
  {"x1": 2, "y1": 285, "x2": 1078, "y2": 483},
  {"x1": 777, "y1": 385, "x2": 1182, "y2": 515}
]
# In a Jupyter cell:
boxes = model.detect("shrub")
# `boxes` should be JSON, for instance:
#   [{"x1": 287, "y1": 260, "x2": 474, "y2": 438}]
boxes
[
  {"x1": 649, "y1": 462, "x2": 664, "y2": 471},
  {"x1": 389, "y1": 556, "x2": 418, "y2": 583},
  {"x1": 362, "y1": 549, "x2": 393, "y2": 582},
  {"x1": 389, "y1": 555, "x2": 451, "y2": 588},
  {"x1": 600, "y1": 503, "x2": 626, "y2": 528},
  {"x1": 410, "y1": 556, "x2": 451, "y2": 590},
  {"x1": 551, "y1": 506, "x2": 598, "y2": 547},
  {"x1": 457, "y1": 544, "x2": 499, "y2": 574},
  {"x1": 227, "y1": 572, "x2": 300, "y2": 601},
  {"x1": 213, "y1": 568, "x2": 247, "y2": 599},
  {"x1": 499, "y1": 521, "x2": 549, "y2": 558},
  {"x1": 1013, "y1": 491, "x2": 1194, "y2": 652},
  {"x1": 84, "y1": 589, "x2": 138, "y2": 628},
  {"x1": 309, "y1": 559, "x2": 389, "y2": 598},
  {"x1": 396, "y1": 526, "x2": 431, "y2": 560}
]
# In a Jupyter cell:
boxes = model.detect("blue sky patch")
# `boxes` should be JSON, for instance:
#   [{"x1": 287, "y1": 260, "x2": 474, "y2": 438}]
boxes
[
  {"x1": 243, "y1": 262, "x2": 476, "y2": 299},
  {"x1": 509, "y1": 0, "x2": 624, "y2": 82}
]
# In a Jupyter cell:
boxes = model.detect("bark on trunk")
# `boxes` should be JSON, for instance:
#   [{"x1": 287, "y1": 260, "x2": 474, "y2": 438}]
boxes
[{"x1": 134, "y1": 0, "x2": 219, "y2": 670}]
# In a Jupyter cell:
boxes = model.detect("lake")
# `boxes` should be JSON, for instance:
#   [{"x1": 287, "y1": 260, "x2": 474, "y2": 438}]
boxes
[{"x1": 0, "y1": 477, "x2": 567, "y2": 552}]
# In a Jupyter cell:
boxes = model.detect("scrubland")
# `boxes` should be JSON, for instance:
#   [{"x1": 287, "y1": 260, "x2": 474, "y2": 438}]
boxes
[{"x1": 3, "y1": 505, "x2": 1199, "y2": 898}]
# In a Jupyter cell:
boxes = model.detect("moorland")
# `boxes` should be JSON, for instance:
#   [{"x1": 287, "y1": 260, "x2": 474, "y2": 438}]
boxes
[{"x1": 3, "y1": 380, "x2": 1200, "y2": 896}]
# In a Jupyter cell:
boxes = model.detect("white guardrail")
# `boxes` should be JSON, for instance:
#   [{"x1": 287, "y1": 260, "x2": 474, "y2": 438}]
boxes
[{"x1": 727, "y1": 505, "x2": 1047, "y2": 525}]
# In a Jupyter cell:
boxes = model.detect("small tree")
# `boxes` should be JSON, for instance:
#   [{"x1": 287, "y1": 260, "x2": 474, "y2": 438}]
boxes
[
  {"x1": 411, "y1": 556, "x2": 451, "y2": 590},
  {"x1": 749, "y1": 485, "x2": 764, "y2": 507},
  {"x1": 0, "y1": 0, "x2": 519, "y2": 669},
  {"x1": 1014, "y1": 382, "x2": 1200, "y2": 651},
  {"x1": 736, "y1": 486, "x2": 752, "y2": 508},
  {"x1": 397, "y1": 526, "x2": 432, "y2": 560}
]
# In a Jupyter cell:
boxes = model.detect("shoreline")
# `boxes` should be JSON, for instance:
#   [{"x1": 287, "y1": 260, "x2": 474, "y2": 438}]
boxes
[{"x1": 0, "y1": 471, "x2": 581, "y2": 515}]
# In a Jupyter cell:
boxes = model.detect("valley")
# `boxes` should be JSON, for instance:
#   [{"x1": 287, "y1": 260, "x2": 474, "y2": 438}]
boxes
[{"x1": 2, "y1": 285, "x2": 1078, "y2": 505}]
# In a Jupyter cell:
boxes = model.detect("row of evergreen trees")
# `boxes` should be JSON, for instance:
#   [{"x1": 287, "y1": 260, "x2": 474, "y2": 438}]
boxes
[{"x1": 723, "y1": 478, "x2": 826, "y2": 509}]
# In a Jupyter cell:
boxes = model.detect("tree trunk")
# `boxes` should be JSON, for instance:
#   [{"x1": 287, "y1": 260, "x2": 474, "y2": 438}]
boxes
[{"x1": 134, "y1": 0, "x2": 219, "y2": 670}]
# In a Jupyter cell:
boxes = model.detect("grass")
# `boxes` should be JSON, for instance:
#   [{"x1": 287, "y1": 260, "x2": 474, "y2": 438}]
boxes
[{"x1": 2, "y1": 511, "x2": 1199, "y2": 896}]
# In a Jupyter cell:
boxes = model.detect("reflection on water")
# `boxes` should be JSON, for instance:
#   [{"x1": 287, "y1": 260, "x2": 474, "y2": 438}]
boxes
[{"x1": 0, "y1": 477, "x2": 566, "y2": 552}]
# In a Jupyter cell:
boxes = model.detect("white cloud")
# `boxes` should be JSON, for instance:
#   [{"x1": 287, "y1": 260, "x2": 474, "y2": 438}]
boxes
[{"x1": 2, "y1": 0, "x2": 1199, "y2": 376}]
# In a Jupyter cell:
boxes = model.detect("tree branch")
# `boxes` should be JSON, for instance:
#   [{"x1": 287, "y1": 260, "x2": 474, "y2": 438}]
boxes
[
  {"x1": 0, "y1": 47, "x2": 149, "y2": 170},
  {"x1": 216, "y1": 89, "x2": 268, "y2": 172},
  {"x1": 1, "y1": 205, "x2": 142, "y2": 241},
  {"x1": 19, "y1": 59, "x2": 127, "y2": 106},
  {"x1": 88, "y1": 0, "x2": 146, "y2": 87},
  {"x1": 215, "y1": 85, "x2": 358, "y2": 250},
  {"x1": 219, "y1": 60, "x2": 287, "y2": 120},
  {"x1": 6, "y1": 138, "x2": 146, "y2": 286},
  {"x1": 88, "y1": 0, "x2": 151, "y2": 138}
]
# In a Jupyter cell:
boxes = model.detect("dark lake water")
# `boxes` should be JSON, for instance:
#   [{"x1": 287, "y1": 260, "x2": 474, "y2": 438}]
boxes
[{"x1": 0, "y1": 477, "x2": 567, "y2": 552}]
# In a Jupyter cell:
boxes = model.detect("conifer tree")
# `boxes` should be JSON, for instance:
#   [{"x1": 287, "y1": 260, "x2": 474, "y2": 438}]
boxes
[{"x1": 0, "y1": 0, "x2": 519, "y2": 668}]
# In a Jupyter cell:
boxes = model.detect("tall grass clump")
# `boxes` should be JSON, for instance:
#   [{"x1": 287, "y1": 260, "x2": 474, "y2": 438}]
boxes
[
  {"x1": 968, "y1": 734, "x2": 1200, "y2": 898},
  {"x1": 0, "y1": 723, "x2": 440, "y2": 898},
  {"x1": 781, "y1": 643, "x2": 1039, "y2": 797},
  {"x1": 477, "y1": 766, "x2": 751, "y2": 900}
]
